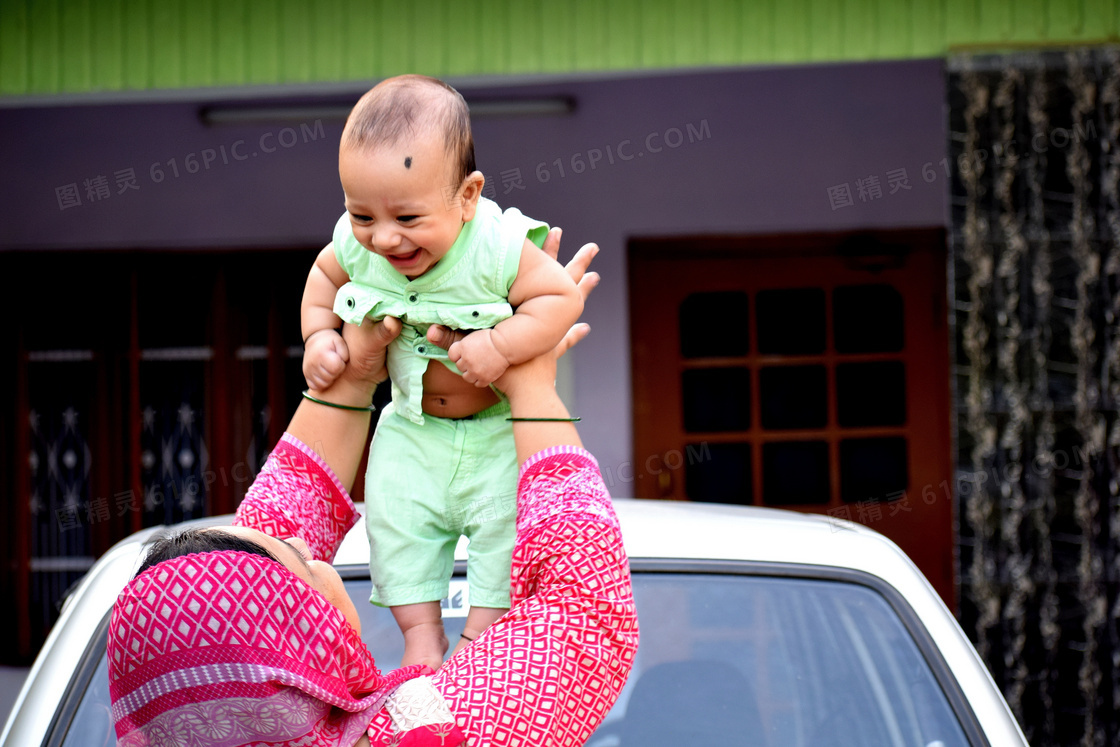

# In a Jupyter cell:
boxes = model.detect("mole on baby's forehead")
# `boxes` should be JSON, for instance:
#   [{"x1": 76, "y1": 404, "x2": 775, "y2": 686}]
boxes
[{"x1": 404, "y1": 156, "x2": 412, "y2": 168}]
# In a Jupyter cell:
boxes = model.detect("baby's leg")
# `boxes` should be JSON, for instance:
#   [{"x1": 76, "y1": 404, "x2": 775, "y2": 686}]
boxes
[
  {"x1": 451, "y1": 605, "x2": 509, "y2": 657},
  {"x1": 366, "y1": 407, "x2": 458, "y2": 671},
  {"x1": 452, "y1": 410, "x2": 518, "y2": 658},
  {"x1": 392, "y1": 601, "x2": 447, "y2": 671}
]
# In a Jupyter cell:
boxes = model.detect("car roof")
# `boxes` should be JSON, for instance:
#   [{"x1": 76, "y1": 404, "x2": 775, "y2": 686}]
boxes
[
  {"x1": 334, "y1": 497, "x2": 899, "y2": 567},
  {"x1": 112, "y1": 499, "x2": 919, "y2": 590}
]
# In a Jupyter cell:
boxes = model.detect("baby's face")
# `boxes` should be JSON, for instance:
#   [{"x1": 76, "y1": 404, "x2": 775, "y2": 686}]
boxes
[{"x1": 339, "y1": 134, "x2": 479, "y2": 279}]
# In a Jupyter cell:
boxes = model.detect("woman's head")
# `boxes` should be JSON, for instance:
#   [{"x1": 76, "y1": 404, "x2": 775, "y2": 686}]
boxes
[
  {"x1": 137, "y1": 526, "x2": 362, "y2": 633},
  {"x1": 137, "y1": 526, "x2": 279, "y2": 574},
  {"x1": 110, "y1": 537, "x2": 420, "y2": 747}
]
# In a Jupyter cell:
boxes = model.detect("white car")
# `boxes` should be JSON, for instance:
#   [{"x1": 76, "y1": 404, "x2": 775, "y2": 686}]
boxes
[{"x1": 2, "y1": 499, "x2": 1027, "y2": 747}]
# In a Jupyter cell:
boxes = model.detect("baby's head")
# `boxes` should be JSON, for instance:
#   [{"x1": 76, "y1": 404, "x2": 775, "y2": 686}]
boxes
[{"x1": 339, "y1": 75, "x2": 484, "y2": 278}]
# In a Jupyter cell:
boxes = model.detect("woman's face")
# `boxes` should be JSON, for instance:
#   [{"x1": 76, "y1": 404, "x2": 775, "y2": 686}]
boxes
[{"x1": 219, "y1": 526, "x2": 362, "y2": 635}]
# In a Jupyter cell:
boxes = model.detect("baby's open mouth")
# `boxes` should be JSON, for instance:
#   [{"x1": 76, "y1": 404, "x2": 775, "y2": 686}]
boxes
[{"x1": 387, "y1": 248, "x2": 422, "y2": 267}]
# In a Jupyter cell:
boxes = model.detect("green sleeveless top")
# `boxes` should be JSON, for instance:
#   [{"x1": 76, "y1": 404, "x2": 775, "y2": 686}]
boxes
[{"x1": 332, "y1": 197, "x2": 549, "y2": 424}]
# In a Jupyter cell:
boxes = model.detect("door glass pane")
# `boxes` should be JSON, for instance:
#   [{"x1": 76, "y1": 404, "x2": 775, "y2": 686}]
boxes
[
  {"x1": 840, "y1": 437, "x2": 909, "y2": 503},
  {"x1": 833, "y1": 285, "x2": 904, "y2": 353},
  {"x1": 139, "y1": 360, "x2": 208, "y2": 526},
  {"x1": 759, "y1": 366, "x2": 827, "y2": 430},
  {"x1": 28, "y1": 361, "x2": 95, "y2": 642},
  {"x1": 679, "y1": 291, "x2": 749, "y2": 358},
  {"x1": 756, "y1": 288, "x2": 825, "y2": 354},
  {"x1": 762, "y1": 441, "x2": 830, "y2": 505},
  {"x1": 685, "y1": 442, "x2": 752, "y2": 504},
  {"x1": 836, "y1": 362, "x2": 907, "y2": 427},
  {"x1": 682, "y1": 368, "x2": 751, "y2": 432}
]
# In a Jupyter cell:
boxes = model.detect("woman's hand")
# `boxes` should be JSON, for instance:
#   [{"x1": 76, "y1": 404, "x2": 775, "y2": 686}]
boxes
[
  {"x1": 492, "y1": 322, "x2": 589, "y2": 403},
  {"x1": 289, "y1": 315, "x2": 402, "y2": 494},
  {"x1": 495, "y1": 318, "x2": 590, "y2": 463},
  {"x1": 544, "y1": 227, "x2": 600, "y2": 304},
  {"x1": 426, "y1": 227, "x2": 600, "y2": 353},
  {"x1": 495, "y1": 228, "x2": 599, "y2": 401},
  {"x1": 332, "y1": 316, "x2": 403, "y2": 395}
]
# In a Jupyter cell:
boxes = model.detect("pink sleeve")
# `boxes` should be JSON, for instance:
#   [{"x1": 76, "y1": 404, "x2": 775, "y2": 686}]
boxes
[
  {"x1": 409, "y1": 446, "x2": 639, "y2": 747},
  {"x1": 233, "y1": 432, "x2": 360, "y2": 563}
]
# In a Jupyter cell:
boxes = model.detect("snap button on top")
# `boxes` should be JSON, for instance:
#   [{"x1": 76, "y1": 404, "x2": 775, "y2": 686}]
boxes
[
  {"x1": 408, "y1": 293, "x2": 419, "y2": 304},
  {"x1": 416, "y1": 345, "x2": 426, "y2": 354},
  {"x1": 471, "y1": 310, "x2": 480, "y2": 318},
  {"x1": 346, "y1": 297, "x2": 355, "y2": 308}
]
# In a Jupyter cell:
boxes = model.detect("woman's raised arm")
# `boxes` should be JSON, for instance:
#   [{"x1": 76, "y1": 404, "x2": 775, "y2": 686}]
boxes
[
  {"x1": 231, "y1": 316, "x2": 401, "y2": 562},
  {"x1": 286, "y1": 315, "x2": 401, "y2": 492}
]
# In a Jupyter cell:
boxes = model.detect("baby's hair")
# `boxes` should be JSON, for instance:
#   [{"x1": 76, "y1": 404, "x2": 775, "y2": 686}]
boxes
[
  {"x1": 135, "y1": 527, "x2": 280, "y2": 578},
  {"x1": 342, "y1": 74, "x2": 476, "y2": 186}
]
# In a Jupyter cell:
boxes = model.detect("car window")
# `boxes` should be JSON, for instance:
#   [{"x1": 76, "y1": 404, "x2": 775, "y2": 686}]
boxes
[
  {"x1": 346, "y1": 574, "x2": 470, "y2": 668},
  {"x1": 590, "y1": 573, "x2": 972, "y2": 747},
  {"x1": 58, "y1": 656, "x2": 113, "y2": 747},
  {"x1": 53, "y1": 571, "x2": 972, "y2": 747}
]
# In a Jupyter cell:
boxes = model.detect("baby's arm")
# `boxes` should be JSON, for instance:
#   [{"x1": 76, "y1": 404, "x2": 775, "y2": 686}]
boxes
[
  {"x1": 301, "y1": 244, "x2": 351, "y2": 391},
  {"x1": 448, "y1": 237, "x2": 584, "y2": 387}
]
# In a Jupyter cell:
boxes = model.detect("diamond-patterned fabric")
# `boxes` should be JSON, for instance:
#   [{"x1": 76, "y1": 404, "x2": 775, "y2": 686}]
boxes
[
  {"x1": 233, "y1": 434, "x2": 359, "y2": 562},
  {"x1": 109, "y1": 436, "x2": 637, "y2": 747},
  {"x1": 109, "y1": 435, "x2": 427, "y2": 747}
]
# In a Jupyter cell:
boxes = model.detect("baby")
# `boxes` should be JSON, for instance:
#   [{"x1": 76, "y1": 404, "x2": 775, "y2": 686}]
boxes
[{"x1": 301, "y1": 75, "x2": 583, "y2": 670}]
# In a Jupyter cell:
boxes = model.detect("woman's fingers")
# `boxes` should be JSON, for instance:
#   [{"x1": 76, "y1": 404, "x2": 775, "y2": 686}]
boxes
[
  {"x1": 341, "y1": 315, "x2": 402, "y2": 384},
  {"x1": 542, "y1": 227, "x2": 599, "y2": 293},
  {"x1": 564, "y1": 242, "x2": 599, "y2": 285},
  {"x1": 541, "y1": 226, "x2": 562, "y2": 262},
  {"x1": 371, "y1": 315, "x2": 402, "y2": 345},
  {"x1": 350, "y1": 315, "x2": 401, "y2": 359},
  {"x1": 427, "y1": 324, "x2": 468, "y2": 350},
  {"x1": 555, "y1": 323, "x2": 591, "y2": 359},
  {"x1": 577, "y1": 270, "x2": 600, "y2": 302}
]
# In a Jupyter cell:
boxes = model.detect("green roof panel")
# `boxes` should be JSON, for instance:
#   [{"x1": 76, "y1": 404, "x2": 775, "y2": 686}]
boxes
[{"x1": 1, "y1": 0, "x2": 1117, "y2": 97}]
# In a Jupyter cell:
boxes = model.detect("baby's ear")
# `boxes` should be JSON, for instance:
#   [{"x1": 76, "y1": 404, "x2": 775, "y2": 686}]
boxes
[{"x1": 458, "y1": 171, "x2": 485, "y2": 221}]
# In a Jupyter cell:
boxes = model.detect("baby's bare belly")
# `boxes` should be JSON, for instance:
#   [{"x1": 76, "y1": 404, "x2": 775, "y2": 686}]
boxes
[{"x1": 420, "y1": 359, "x2": 499, "y2": 419}]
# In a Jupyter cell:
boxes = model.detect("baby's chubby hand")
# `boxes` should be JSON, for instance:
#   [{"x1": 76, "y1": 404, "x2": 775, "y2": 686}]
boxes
[
  {"x1": 303, "y1": 329, "x2": 350, "y2": 391},
  {"x1": 447, "y1": 329, "x2": 511, "y2": 388}
]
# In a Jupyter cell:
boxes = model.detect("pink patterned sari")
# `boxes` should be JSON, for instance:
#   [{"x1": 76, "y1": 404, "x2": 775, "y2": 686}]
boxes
[
  {"x1": 109, "y1": 434, "x2": 638, "y2": 747},
  {"x1": 109, "y1": 435, "x2": 428, "y2": 747}
]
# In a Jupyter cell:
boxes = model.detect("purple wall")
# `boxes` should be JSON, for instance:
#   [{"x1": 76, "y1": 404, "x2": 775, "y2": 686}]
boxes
[{"x1": 0, "y1": 60, "x2": 947, "y2": 475}]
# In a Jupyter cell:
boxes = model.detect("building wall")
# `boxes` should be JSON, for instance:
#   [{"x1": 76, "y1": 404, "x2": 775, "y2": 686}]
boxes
[
  {"x1": 1, "y1": 0, "x2": 1116, "y2": 96},
  {"x1": 0, "y1": 59, "x2": 948, "y2": 474}
]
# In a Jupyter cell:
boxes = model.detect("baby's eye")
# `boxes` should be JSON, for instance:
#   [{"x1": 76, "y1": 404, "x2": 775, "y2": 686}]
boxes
[
  {"x1": 397, "y1": 215, "x2": 418, "y2": 224},
  {"x1": 350, "y1": 213, "x2": 372, "y2": 223}
]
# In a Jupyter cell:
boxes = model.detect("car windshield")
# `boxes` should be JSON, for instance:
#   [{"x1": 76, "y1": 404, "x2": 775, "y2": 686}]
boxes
[
  {"x1": 58, "y1": 571, "x2": 971, "y2": 747},
  {"x1": 597, "y1": 572, "x2": 971, "y2": 747}
]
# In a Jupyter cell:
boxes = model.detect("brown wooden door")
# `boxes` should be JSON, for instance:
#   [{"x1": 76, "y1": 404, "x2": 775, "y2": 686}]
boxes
[
  {"x1": 629, "y1": 230, "x2": 955, "y2": 607},
  {"x1": 2, "y1": 249, "x2": 325, "y2": 661}
]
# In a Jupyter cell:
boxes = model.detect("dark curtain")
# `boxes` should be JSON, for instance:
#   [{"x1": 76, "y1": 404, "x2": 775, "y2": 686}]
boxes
[{"x1": 949, "y1": 47, "x2": 1120, "y2": 746}]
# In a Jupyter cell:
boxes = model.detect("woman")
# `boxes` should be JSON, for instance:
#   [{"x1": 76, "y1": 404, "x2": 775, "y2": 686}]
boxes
[{"x1": 107, "y1": 237, "x2": 638, "y2": 746}]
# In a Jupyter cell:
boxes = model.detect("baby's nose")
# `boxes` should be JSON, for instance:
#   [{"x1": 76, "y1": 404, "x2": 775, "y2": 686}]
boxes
[{"x1": 373, "y1": 224, "x2": 402, "y2": 250}]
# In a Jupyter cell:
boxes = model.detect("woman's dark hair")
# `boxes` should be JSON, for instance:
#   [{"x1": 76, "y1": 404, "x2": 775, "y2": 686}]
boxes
[{"x1": 135, "y1": 527, "x2": 279, "y2": 578}]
